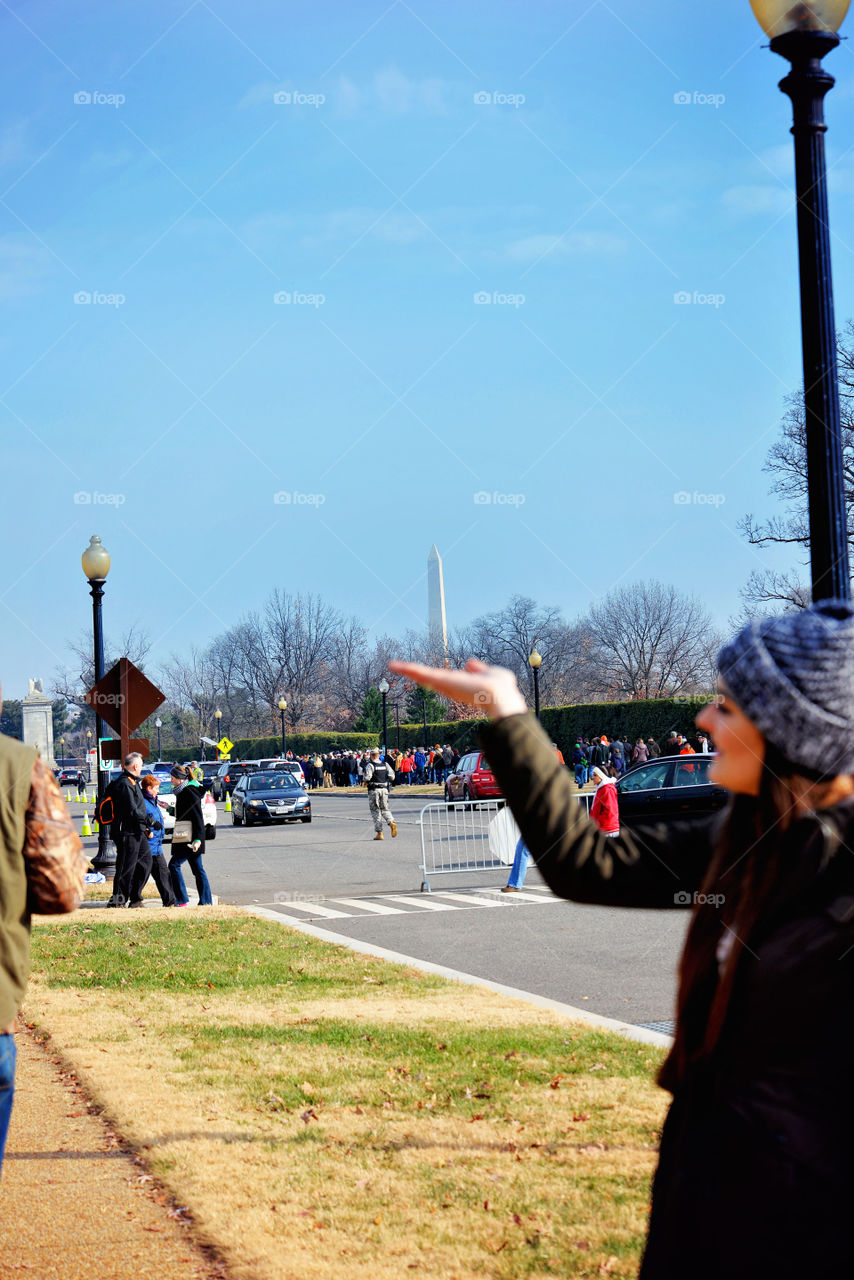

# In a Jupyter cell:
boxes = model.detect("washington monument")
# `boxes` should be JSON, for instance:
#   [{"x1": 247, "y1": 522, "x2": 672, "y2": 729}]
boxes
[{"x1": 427, "y1": 544, "x2": 448, "y2": 658}]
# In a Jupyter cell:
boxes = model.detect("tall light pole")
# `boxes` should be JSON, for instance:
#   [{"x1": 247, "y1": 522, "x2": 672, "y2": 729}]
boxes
[
  {"x1": 421, "y1": 689, "x2": 428, "y2": 742},
  {"x1": 155, "y1": 717, "x2": 162, "y2": 760},
  {"x1": 750, "y1": 0, "x2": 852, "y2": 601},
  {"x1": 278, "y1": 697, "x2": 288, "y2": 757},
  {"x1": 378, "y1": 678, "x2": 389, "y2": 759},
  {"x1": 59, "y1": 736, "x2": 65, "y2": 766},
  {"x1": 394, "y1": 701, "x2": 400, "y2": 750},
  {"x1": 529, "y1": 648, "x2": 542, "y2": 720},
  {"x1": 82, "y1": 535, "x2": 112, "y2": 870},
  {"x1": 86, "y1": 728, "x2": 92, "y2": 782},
  {"x1": 214, "y1": 707, "x2": 222, "y2": 758}
]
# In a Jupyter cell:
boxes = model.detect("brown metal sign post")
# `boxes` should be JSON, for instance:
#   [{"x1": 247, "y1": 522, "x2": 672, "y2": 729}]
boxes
[{"x1": 84, "y1": 658, "x2": 166, "y2": 874}]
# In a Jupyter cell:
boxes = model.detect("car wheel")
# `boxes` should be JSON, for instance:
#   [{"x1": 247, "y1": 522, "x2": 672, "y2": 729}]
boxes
[
  {"x1": 300, "y1": 815, "x2": 312, "y2": 823},
  {"x1": 444, "y1": 786, "x2": 452, "y2": 804},
  {"x1": 232, "y1": 810, "x2": 243, "y2": 826},
  {"x1": 463, "y1": 785, "x2": 473, "y2": 811},
  {"x1": 206, "y1": 825, "x2": 216, "y2": 840}
]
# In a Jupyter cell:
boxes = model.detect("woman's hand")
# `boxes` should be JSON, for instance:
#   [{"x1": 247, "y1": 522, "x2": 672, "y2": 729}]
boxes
[
  {"x1": 189, "y1": 840, "x2": 201, "y2": 853},
  {"x1": 387, "y1": 658, "x2": 528, "y2": 721}
]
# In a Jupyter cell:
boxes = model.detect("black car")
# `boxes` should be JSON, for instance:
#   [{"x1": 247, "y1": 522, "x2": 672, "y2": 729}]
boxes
[
  {"x1": 614, "y1": 754, "x2": 728, "y2": 826},
  {"x1": 230, "y1": 771, "x2": 312, "y2": 826},
  {"x1": 213, "y1": 761, "x2": 256, "y2": 800}
]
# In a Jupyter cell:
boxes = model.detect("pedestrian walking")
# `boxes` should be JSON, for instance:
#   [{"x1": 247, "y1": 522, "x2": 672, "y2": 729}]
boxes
[
  {"x1": 0, "y1": 713, "x2": 85, "y2": 1173},
  {"x1": 75, "y1": 768, "x2": 86, "y2": 797},
  {"x1": 391, "y1": 602, "x2": 854, "y2": 1280},
  {"x1": 140, "y1": 774, "x2": 177, "y2": 907},
  {"x1": 167, "y1": 766, "x2": 212, "y2": 906},
  {"x1": 110, "y1": 752, "x2": 153, "y2": 908},
  {"x1": 590, "y1": 766, "x2": 620, "y2": 836},
  {"x1": 501, "y1": 836, "x2": 531, "y2": 893},
  {"x1": 364, "y1": 747, "x2": 397, "y2": 840}
]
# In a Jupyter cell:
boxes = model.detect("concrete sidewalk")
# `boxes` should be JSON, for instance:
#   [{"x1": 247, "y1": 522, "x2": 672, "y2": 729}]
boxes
[{"x1": 0, "y1": 1025, "x2": 227, "y2": 1280}]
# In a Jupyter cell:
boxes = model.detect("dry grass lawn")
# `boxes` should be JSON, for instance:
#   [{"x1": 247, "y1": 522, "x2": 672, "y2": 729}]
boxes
[{"x1": 26, "y1": 907, "x2": 667, "y2": 1279}]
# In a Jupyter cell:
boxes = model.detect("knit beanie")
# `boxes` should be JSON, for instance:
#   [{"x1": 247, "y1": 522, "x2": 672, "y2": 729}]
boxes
[{"x1": 717, "y1": 599, "x2": 854, "y2": 777}]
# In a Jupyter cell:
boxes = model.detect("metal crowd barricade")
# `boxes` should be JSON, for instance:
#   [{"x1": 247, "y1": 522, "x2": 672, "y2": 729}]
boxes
[{"x1": 418, "y1": 791, "x2": 596, "y2": 892}]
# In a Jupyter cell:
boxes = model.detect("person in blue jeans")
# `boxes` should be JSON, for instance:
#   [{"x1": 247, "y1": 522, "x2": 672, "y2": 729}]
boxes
[
  {"x1": 0, "y1": 1035, "x2": 16, "y2": 1168},
  {"x1": 501, "y1": 835, "x2": 530, "y2": 892},
  {"x1": 167, "y1": 766, "x2": 213, "y2": 906}
]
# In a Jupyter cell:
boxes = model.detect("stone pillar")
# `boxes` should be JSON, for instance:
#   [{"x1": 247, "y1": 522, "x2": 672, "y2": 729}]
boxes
[{"x1": 22, "y1": 678, "x2": 55, "y2": 767}]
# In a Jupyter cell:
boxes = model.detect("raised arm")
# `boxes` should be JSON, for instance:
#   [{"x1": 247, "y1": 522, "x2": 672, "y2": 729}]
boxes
[{"x1": 389, "y1": 659, "x2": 718, "y2": 908}]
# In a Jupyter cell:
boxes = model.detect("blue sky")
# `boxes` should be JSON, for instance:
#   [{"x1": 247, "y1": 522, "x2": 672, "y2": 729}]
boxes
[{"x1": 3, "y1": 0, "x2": 853, "y2": 699}]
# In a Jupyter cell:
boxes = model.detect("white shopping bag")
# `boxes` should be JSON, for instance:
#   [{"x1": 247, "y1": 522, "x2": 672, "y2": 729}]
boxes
[{"x1": 488, "y1": 805, "x2": 521, "y2": 866}]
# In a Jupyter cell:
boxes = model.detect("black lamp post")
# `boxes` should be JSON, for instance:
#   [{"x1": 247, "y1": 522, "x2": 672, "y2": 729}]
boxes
[
  {"x1": 378, "y1": 678, "x2": 389, "y2": 758},
  {"x1": 752, "y1": 0, "x2": 852, "y2": 601},
  {"x1": 155, "y1": 717, "x2": 162, "y2": 760},
  {"x1": 278, "y1": 697, "x2": 288, "y2": 756},
  {"x1": 421, "y1": 690, "x2": 428, "y2": 742},
  {"x1": 394, "y1": 701, "x2": 400, "y2": 750},
  {"x1": 86, "y1": 728, "x2": 92, "y2": 782},
  {"x1": 59, "y1": 736, "x2": 65, "y2": 767},
  {"x1": 528, "y1": 648, "x2": 542, "y2": 720},
  {"x1": 214, "y1": 707, "x2": 221, "y2": 758},
  {"x1": 81, "y1": 534, "x2": 113, "y2": 870}
]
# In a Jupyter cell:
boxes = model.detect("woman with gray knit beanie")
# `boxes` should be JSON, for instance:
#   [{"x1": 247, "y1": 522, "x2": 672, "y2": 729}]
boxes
[{"x1": 391, "y1": 599, "x2": 854, "y2": 1280}]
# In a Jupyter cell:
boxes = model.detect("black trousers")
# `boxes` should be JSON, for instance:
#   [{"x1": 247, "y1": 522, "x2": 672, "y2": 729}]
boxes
[
  {"x1": 113, "y1": 832, "x2": 152, "y2": 905},
  {"x1": 149, "y1": 851, "x2": 176, "y2": 906}
]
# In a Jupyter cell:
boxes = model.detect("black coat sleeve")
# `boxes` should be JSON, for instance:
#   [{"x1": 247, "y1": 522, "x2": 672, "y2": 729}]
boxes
[{"x1": 478, "y1": 713, "x2": 720, "y2": 909}]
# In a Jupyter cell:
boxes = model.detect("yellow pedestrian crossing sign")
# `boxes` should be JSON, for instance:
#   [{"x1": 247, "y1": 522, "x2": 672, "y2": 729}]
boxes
[{"x1": 217, "y1": 736, "x2": 234, "y2": 756}]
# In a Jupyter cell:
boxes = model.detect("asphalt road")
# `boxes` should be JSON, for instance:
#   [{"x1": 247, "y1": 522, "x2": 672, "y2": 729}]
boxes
[{"x1": 197, "y1": 791, "x2": 687, "y2": 1029}]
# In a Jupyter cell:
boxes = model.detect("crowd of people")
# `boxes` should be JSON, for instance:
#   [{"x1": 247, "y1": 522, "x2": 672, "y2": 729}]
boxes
[
  {"x1": 568, "y1": 730, "x2": 712, "y2": 787},
  {"x1": 298, "y1": 745, "x2": 461, "y2": 789}
]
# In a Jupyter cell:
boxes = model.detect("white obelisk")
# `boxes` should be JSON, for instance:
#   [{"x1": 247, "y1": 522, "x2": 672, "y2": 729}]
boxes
[{"x1": 427, "y1": 544, "x2": 448, "y2": 659}]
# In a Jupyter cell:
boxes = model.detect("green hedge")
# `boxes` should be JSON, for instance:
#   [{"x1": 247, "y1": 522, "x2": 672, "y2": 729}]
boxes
[{"x1": 155, "y1": 697, "x2": 711, "y2": 763}]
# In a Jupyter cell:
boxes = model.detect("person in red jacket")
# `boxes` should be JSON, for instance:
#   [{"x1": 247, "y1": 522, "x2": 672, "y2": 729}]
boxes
[{"x1": 590, "y1": 765, "x2": 619, "y2": 836}]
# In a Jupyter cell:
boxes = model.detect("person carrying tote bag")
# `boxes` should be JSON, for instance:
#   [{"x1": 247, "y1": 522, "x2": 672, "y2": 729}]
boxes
[{"x1": 167, "y1": 766, "x2": 212, "y2": 906}]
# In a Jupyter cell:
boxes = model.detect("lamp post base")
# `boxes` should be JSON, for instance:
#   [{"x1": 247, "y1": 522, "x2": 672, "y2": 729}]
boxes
[{"x1": 90, "y1": 834, "x2": 117, "y2": 873}]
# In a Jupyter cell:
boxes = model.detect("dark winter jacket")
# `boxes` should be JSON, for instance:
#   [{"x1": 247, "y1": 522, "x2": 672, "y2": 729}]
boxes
[
  {"x1": 174, "y1": 783, "x2": 205, "y2": 844},
  {"x1": 112, "y1": 771, "x2": 150, "y2": 835},
  {"x1": 479, "y1": 710, "x2": 854, "y2": 1280}
]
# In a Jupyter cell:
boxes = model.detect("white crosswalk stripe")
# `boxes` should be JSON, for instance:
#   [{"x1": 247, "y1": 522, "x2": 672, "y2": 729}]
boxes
[
  {"x1": 265, "y1": 889, "x2": 560, "y2": 924},
  {"x1": 330, "y1": 897, "x2": 405, "y2": 915}
]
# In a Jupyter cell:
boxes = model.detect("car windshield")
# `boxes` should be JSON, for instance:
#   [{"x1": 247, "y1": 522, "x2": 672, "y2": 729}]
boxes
[
  {"x1": 156, "y1": 781, "x2": 174, "y2": 796},
  {"x1": 248, "y1": 773, "x2": 300, "y2": 791}
]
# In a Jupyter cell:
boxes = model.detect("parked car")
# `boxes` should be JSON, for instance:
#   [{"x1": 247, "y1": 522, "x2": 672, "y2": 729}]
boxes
[
  {"x1": 444, "y1": 751, "x2": 502, "y2": 804},
  {"x1": 614, "y1": 754, "x2": 727, "y2": 826},
  {"x1": 149, "y1": 760, "x2": 175, "y2": 775},
  {"x1": 155, "y1": 778, "x2": 218, "y2": 841},
  {"x1": 212, "y1": 761, "x2": 257, "y2": 800},
  {"x1": 199, "y1": 761, "x2": 221, "y2": 792},
  {"x1": 58, "y1": 767, "x2": 82, "y2": 786},
  {"x1": 270, "y1": 760, "x2": 306, "y2": 788},
  {"x1": 230, "y1": 771, "x2": 311, "y2": 826}
]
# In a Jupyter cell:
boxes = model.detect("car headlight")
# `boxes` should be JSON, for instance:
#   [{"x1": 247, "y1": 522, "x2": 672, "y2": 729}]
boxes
[
  {"x1": 247, "y1": 799, "x2": 264, "y2": 807},
  {"x1": 295, "y1": 797, "x2": 308, "y2": 807}
]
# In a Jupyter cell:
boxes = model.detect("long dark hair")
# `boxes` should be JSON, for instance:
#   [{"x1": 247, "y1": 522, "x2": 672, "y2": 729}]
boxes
[{"x1": 659, "y1": 746, "x2": 805, "y2": 1093}]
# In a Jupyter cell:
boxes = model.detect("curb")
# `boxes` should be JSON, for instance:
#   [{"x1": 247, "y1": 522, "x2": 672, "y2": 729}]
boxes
[{"x1": 244, "y1": 905, "x2": 674, "y2": 1050}]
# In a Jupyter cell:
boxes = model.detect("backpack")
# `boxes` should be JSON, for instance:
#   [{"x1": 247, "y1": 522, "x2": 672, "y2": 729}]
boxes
[{"x1": 97, "y1": 775, "x2": 124, "y2": 832}]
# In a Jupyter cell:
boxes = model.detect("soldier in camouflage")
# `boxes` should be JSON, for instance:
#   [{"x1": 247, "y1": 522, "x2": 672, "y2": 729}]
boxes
[{"x1": 364, "y1": 747, "x2": 397, "y2": 841}]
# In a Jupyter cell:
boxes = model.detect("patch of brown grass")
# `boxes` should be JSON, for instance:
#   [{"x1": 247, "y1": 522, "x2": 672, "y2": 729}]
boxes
[{"x1": 26, "y1": 910, "x2": 665, "y2": 1279}]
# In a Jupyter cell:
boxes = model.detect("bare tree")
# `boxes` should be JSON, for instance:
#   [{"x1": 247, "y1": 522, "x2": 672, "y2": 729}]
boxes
[
  {"x1": 52, "y1": 625, "x2": 152, "y2": 713},
  {"x1": 739, "y1": 321, "x2": 854, "y2": 610},
  {"x1": 587, "y1": 581, "x2": 719, "y2": 700},
  {"x1": 456, "y1": 595, "x2": 596, "y2": 707}
]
